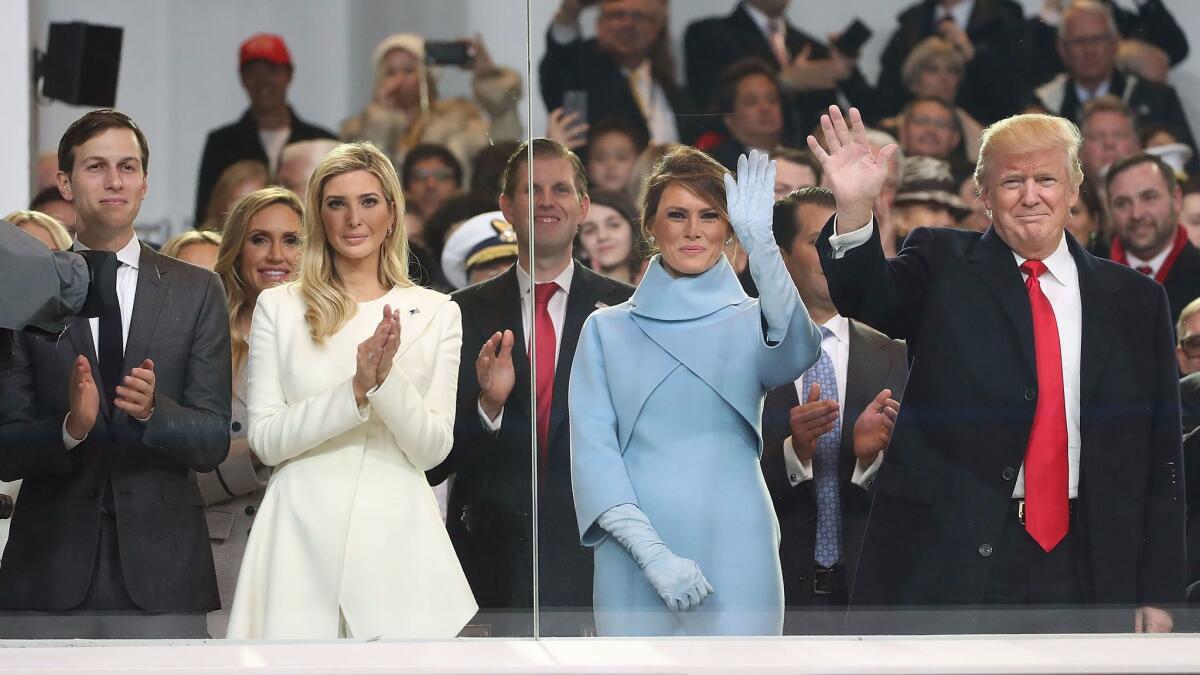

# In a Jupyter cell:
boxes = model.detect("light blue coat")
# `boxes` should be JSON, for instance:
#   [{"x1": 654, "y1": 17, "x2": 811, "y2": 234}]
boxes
[{"x1": 570, "y1": 253, "x2": 821, "y2": 636}]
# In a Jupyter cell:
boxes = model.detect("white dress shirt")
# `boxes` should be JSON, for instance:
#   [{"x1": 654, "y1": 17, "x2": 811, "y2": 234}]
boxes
[
  {"x1": 829, "y1": 217, "x2": 1082, "y2": 498},
  {"x1": 1126, "y1": 245, "x2": 1172, "y2": 278},
  {"x1": 478, "y1": 262, "x2": 575, "y2": 431},
  {"x1": 782, "y1": 315, "x2": 883, "y2": 488},
  {"x1": 63, "y1": 234, "x2": 142, "y2": 448},
  {"x1": 935, "y1": 0, "x2": 976, "y2": 29}
]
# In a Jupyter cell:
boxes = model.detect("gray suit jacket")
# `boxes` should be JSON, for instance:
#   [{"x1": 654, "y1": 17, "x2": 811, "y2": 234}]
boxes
[
  {"x1": 0, "y1": 244, "x2": 231, "y2": 612},
  {"x1": 761, "y1": 319, "x2": 908, "y2": 610}
]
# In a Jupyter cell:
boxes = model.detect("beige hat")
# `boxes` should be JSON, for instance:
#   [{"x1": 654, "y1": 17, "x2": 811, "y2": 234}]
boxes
[{"x1": 373, "y1": 33, "x2": 425, "y2": 68}]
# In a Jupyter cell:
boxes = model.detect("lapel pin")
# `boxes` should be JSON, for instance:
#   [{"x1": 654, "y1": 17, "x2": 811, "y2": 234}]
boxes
[{"x1": 409, "y1": 308, "x2": 420, "y2": 316}]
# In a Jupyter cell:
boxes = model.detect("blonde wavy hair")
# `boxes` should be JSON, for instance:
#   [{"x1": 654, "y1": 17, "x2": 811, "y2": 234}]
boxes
[
  {"x1": 300, "y1": 142, "x2": 412, "y2": 343},
  {"x1": 202, "y1": 159, "x2": 270, "y2": 231},
  {"x1": 5, "y1": 209, "x2": 72, "y2": 250},
  {"x1": 214, "y1": 187, "x2": 304, "y2": 376},
  {"x1": 161, "y1": 229, "x2": 222, "y2": 260}
]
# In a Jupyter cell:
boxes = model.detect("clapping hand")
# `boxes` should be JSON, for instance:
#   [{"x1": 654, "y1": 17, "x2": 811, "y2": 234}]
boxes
[
  {"x1": 852, "y1": 388, "x2": 899, "y2": 469},
  {"x1": 477, "y1": 329, "x2": 516, "y2": 422},
  {"x1": 788, "y1": 383, "x2": 840, "y2": 465},
  {"x1": 65, "y1": 355, "x2": 99, "y2": 441},
  {"x1": 353, "y1": 305, "x2": 400, "y2": 406},
  {"x1": 723, "y1": 150, "x2": 777, "y2": 255},
  {"x1": 807, "y1": 106, "x2": 897, "y2": 232},
  {"x1": 115, "y1": 359, "x2": 156, "y2": 421},
  {"x1": 643, "y1": 551, "x2": 716, "y2": 612}
]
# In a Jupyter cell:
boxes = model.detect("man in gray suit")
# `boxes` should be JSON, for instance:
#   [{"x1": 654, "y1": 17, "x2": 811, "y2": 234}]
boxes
[
  {"x1": 0, "y1": 110, "x2": 231, "y2": 638},
  {"x1": 760, "y1": 186, "x2": 907, "y2": 634}
]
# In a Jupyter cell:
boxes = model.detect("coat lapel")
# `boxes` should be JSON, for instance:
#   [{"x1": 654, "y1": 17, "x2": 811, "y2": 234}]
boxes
[
  {"x1": 67, "y1": 317, "x2": 108, "y2": 420},
  {"x1": 1072, "y1": 239, "x2": 1122, "y2": 402},
  {"x1": 548, "y1": 262, "x2": 595, "y2": 446},
  {"x1": 120, "y1": 245, "x2": 166, "y2": 379},
  {"x1": 968, "y1": 226, "x2": 1037, "y2": 378}
]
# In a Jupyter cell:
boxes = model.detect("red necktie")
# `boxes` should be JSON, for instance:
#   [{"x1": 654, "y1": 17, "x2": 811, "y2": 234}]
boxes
[
  {"x1": 1020, "y1": 261, "x2": 1069, "y2": 552},
  {"x1": 1136, "y1": 265, "x2": 1153, "y2": 276},
  {"x1": 533, "y1": 283, "x2": 559, "y2": 468}
]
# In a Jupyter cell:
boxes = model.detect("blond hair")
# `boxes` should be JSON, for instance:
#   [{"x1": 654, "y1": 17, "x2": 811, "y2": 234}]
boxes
[
  {"x1": 300, "y1": 142, "x2": 413, "y2": 343},
  {"x1": 5, "y1": 209, "x2": 72, "y2": 250},
  {"x1": 161, "y1": 229, "x2": 222, "y2": 260},
  {"x1": 1177, "y1": 297, "x2": 1200, "y2": 338},
  {"x1": 901, "y1": 37, "x2": 966, "y2": 93},
  {"x1": 973, "y1": 114, "x2": 1084, "y2": 195},
  {"x1": 202, "y1": 159, "x2": 270, "y2": 231},
  {"x1": 214, "y1": 187, "x2": 304, "y2": 376}
]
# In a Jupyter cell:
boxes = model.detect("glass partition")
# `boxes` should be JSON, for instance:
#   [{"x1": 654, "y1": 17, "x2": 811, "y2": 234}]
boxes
[
  {"x1": 12, "y1": 0, "x2": 536, "y2": 641},
  {"x1": 526, "y1": 0, "x2": 1199, "y2": 639}
]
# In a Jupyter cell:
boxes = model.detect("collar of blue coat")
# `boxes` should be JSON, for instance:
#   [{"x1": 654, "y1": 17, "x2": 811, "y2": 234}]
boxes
[{"x1": 629, "y1": 253, "x2": 748, "y2": 321}]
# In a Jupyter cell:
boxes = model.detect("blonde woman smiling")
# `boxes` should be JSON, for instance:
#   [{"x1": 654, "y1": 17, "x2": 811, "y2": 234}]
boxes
[{"x1": 226, "y1": 143, "x2": 475, "y2": 639}]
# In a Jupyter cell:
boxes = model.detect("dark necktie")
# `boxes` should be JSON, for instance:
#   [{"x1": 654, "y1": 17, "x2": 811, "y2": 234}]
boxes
[
  {"x1": 1019, "y1": 260, "x2": 1068, "y2": 552},
  {"x1": 97, "y1": 268, "x2": 123, "y2": 408},
  {"x1": 533, "y1": 283, "x2": 560, "y2": 469}
]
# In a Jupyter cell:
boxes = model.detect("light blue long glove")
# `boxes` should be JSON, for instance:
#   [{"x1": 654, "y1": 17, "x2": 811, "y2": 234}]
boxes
[
  {"x1": 724, "y1": 150, "x2": 801, "y2": 343},
  {"x1": 597, "y1": 503, "x2": 715, "y2": 612}
]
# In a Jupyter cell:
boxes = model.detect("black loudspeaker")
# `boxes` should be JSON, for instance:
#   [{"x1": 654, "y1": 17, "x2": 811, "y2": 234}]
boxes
[{"x1": 41, "y1": 22, "x2": 123, "y2": 107}]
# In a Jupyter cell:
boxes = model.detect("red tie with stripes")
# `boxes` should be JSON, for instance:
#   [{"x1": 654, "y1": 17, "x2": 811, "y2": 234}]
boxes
[
  {"x1": 534, "y1": 282, "x2": 559, "y2": 469},
  {"x1": 1020, "y1": 260, "x2": 1069, "y2": 552}
]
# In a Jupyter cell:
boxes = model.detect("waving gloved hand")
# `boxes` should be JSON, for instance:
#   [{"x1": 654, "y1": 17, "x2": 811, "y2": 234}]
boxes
[{"x1": 722, "y1": 149, "x2": 778, "y2": 255}]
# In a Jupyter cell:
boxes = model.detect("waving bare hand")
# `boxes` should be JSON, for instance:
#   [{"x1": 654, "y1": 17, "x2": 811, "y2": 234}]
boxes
[
  {"x1": 806, "y1": 106, "x2": 897, "y2": 231},
  {"x1": 477, "y1": 330, "x2": 516, "y2": 422}
]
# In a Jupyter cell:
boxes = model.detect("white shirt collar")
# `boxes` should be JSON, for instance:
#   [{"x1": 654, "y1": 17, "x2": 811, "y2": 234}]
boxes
[
  {"x1": 821, "y1": 314, "x2": 850, "y2": 345},
  {"x1": 1013, "y1": 233, "x2": 1076, "y2": 288},
  {"x1": 1126, "y1": 245, "x2": 1172, "y2": 276},
  {"x1": 742, "y1": 1, "x2": 779, "y2": 37},
  {"x1": 936, "y1": 0, "x2": 976, "y2": 28},
  {"x1": 1073, "y1": 79, "x2": 1111, "y2": 103},
  {"x1": 74, "y1": 233, "x2": 142, "y2": 270},
  {"x1": 516, "y1": 260, "x2": 575, "y2": 298}
]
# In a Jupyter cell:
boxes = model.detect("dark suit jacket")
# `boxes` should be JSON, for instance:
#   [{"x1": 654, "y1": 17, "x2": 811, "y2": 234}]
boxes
[
  {"x1": 683, "y1": 4, "x2": 875, "y2": 136},
  {"x1": 0, "y1": 245, "x2": 232, "y2": 611},
  {"x1": 1181, "y1": 373, "x2": 1200, "y2": 435},
  {"x1": 427, "y1": 262, "x2": 632, "y2": 632},
  {"x1": 1161, "y1": 241, "x2": 1200, "y2": 328},
  {"x1": 875, "y1": 0, "x2": 1029, "y2": 124},
  {"x1": 193, "y1": 107, "x2": 335, "y2": 224},
  {"x1": 760, "y1": 320, "x2": 908, "y2": 615},
  {"x1": 1041, "y1": 70, "x2": 1199, "y2": 174},
  {"x1": 538, "y1": 29, "x2": 702, "y2": 146},
  {"x1": 818, "y1": 222, "x2": 1185, "y2": 632},
  {"x1": 1185, "y1": 427, "x2": 1200, "y2": 586}
]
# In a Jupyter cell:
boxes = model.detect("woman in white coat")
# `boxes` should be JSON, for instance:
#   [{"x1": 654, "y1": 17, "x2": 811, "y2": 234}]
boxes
[{"x1": 226, "y1": 142, "x2": 476, "y2": 639}]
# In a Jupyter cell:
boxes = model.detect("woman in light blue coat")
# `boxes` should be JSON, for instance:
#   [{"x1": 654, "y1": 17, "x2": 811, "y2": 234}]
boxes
[{"x1": 570, "y1": 148, "x2": 822, "y2": 636}]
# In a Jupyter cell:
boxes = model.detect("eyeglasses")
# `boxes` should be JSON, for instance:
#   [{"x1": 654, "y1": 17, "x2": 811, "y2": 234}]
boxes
[
  {"x1": 1062, "y1": 33, "x2": 1115, "y2": 51},
  {"x1": 1180, "y1": 335, "x2": 1200, "y2": 359},
  {"x1": 600, "y1": 9, "x2": 657, "y2": 24},
  {"x1": 908, "y1": 115, "x2": 956, "y2": 131}
]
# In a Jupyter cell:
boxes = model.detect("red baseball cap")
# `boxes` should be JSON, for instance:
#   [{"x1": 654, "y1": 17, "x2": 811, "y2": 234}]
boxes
[{"x1": 239, "y1": 33, "x2": 292, "y2": 68}]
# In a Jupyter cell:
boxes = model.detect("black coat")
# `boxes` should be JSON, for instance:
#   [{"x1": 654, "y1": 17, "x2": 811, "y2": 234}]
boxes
[
  {"x1": 0, "y1": 246, "x2": 232, "y2": 611},
  {"x1": 1159, "y1": 240, "x2": 1200, "y2": 327},
  {"x1": 760, "y1": 319, "x2": 907, "y2": 625},
  {"x1": 427, "y1": 262, "x2": 632, "y2": 635},
  {"x1": 193, "y1": 107, "x2": 336, "y2": 224},
  {"x1": 538, "y1": 29, "x2": 702, "y2": 146},
  {"x1": 1038, "y1": 70, "x2": 1199, "y2": 175},
  {"x1": 682, "y1": 4, "x2": 876, "y2": 135},
  {"x1": 875, "y1": 0, "x2": 1029, "y2": 124},
  {"x1": 818, "y1": 222, "x2": 1185, "y2": 632}
]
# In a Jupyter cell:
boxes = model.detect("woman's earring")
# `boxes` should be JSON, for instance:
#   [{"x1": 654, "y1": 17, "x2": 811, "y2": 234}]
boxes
[
  {"x1": 647, "y1": 235, "x2": 656, "y2": 244},
  {"x1": 725, "y1": 236, "x2": 734, "y2": 245},
  {"x1": 387, "y1": 227, "x2": 394, "y2": 236}
]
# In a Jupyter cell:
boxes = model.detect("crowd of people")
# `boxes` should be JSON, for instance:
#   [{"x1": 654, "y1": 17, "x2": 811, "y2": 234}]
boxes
[{"x1": 2, "y1": 0, "x2": 1200, "y2": 641}]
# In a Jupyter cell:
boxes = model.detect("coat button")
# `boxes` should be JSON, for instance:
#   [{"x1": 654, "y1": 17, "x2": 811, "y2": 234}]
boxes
[
  {"x1": 244, "y1": 505, "x2": 257, "y2": 517},
  {"x1": 1024, "y1": 388, "x2": 1036, "y2": 401},
  {"x1": 978, "y1": 544, "x2": 993, "y2": 557},
  {"x1": 1002, "y1": 467, "x2": 1016, "y2": 481},
  {"x1": 231, "y1": 421, "x2": 242, "y2": 432}
]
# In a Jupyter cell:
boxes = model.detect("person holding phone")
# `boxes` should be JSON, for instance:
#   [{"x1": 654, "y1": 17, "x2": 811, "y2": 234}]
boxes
[{"x1": 340, "y1": 33, "x2": 523, "y2": 186}]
